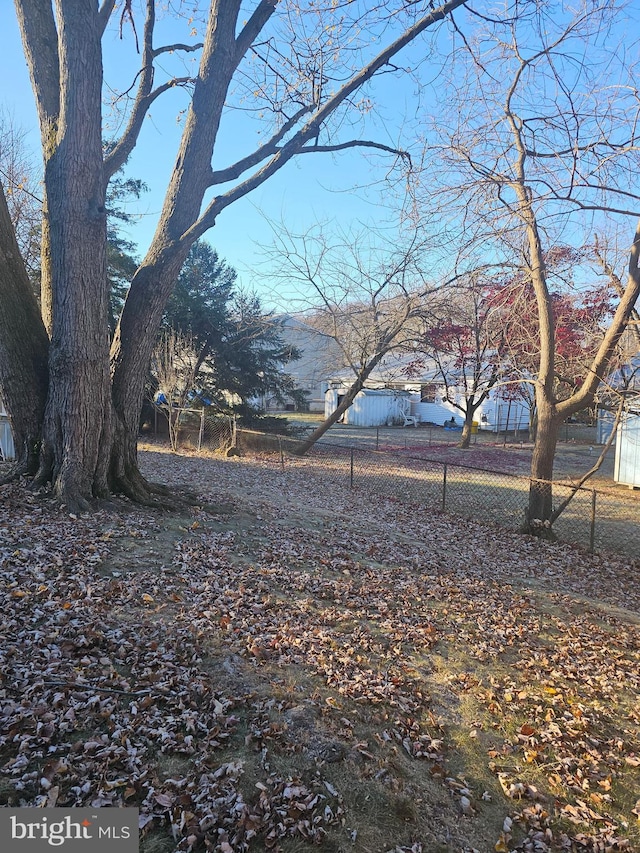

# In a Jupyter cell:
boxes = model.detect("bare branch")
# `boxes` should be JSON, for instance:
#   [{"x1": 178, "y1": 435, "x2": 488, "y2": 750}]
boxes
[
  {"x1": 185, "y1": 0, "x2": 468, "y2": 242},
  {"x1": 208, "y1": 105, "x2": 312, "y2": 185},
  {"x1": 235, "y1": 0, "x2": 279, "y2": 63},
  {"x1": 119, "y1": 0, "x2": 140, "y2": 53},
  {"x1": 593, "y1": 238, "x2": 640, "y2": 348},
  {"x1": 153, "y1": 42, "x2": 204, "y2": 58},
  {"x1": 300, "y1": 139, "x2": 411, "y2": 164},
  {"x1": 14, "y1": 0, "x2": 60, "y2": 139},
  {"x1": 98, "y1": 0, "x2": 117, "y2": 36},
  {"x1": 559, "y1": 219, "x2": 640, "y2": 415},
  {"x1": 549, "y1": 399, "x2": 624, "y2": 524},
  {"x1": 104, "y1": 0, "x2": 157, "y2": 180}
]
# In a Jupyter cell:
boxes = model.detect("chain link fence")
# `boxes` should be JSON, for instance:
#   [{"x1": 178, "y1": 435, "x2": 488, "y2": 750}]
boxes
[
  {"x1": 198, "y1": 413, "x2": 235, "y2": 453},
  {"x1": 155, "y1": 408, "x2": 237, "y2": 453},
  {"x1": 235, "y1": 431, "x2": 640, "y2": 561}
]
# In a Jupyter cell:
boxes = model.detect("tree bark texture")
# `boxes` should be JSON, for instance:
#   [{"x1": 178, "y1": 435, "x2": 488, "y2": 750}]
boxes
[
  {"x1": 107, "y1": 1, "x2": 249, "y2": 497},
  {"x1": 0, "y1": 181, "x2": 49, "y2": 473},
  {"x1": 33, "y1": 1, "x2": 112, "y2": 509},
  {"x1": 527, "y1": 398, "x2": 561, "y2": 525},
  {"x1": 14, "y1": 0, "x2": 60, "y2": 336},
  {"x1": 109, "y1": 256, "x2": 190, "y2": 500},
  {"x1": 458, "y1": 403, "x2": 482, "y2": 450}
]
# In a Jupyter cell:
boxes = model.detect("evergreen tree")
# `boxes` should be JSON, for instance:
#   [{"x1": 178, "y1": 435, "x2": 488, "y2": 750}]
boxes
[
  {"x1": 106, "y1": 176, "x2": 145, "y2": 330},
  {"x1": 162, "y1": 241, "x2": 303, "y2": 413}
]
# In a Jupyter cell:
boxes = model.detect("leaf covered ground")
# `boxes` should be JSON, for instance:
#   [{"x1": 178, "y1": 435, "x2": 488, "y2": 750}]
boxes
[{"x1": 1, "y1": 446, "x2": 639, "y2": 853}]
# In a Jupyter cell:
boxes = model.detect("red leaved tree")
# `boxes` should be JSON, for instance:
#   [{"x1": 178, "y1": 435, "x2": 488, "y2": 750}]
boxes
[
  {"x1": 411, "y1": 279, "x2": 511, "y2": 448},
  {"x1": 489, "y1": 266, "x2": 616, "y2": 441}
]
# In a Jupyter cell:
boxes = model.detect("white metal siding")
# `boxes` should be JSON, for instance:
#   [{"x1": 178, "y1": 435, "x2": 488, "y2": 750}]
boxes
[
  {"x1": 410, "y1": 400, "x2": 458, "y2": 425},
  {"x1": 614, "y1": 415, "x2": 640, "y2": 487},
  {"x1": 346, "y1": 391, "x2": 398, "y2": 426},
  {"x1": 325, "y1": 388, "x2": 409, "y2": 426}
]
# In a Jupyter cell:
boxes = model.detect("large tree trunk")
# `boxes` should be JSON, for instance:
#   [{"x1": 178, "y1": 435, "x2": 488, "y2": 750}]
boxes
[
  {"x1": 526, "y1": 399, "x2": 561, "y2": 528},
  {"x1": 33, "y1": 1, "x2": 112, "y2": 511},
  {"x1": 0, "y1": 181, "x2": 49, "y2": 475},
  {"x1": 107, "y1": 3, "x2": 244, "y2": 497},
  {"x1": 109, "y1": 253, "x2": 190, "y2": 501},
  {"x1": 458, "y1": 406, "x2": 478, "y2": 449},
  {"x1": 14, "y1": 0, "x2": 59, "y2": 337}
]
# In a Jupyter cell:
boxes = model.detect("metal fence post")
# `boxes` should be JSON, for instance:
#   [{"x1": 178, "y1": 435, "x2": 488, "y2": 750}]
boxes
[
  {"x1": 250, "y1": 432, "x2": 638, "y2": 560},
  {"x1": 197, "y1": 408, "x2": 205, "y2": 452},
  {"x1": 231, "y1": 415, "x2": 237, "y2": 450},
  {"x1": 442, "y1": 462, "x2": 447, "y2": 511},
  {"x1": 590, "y1": 489, "x2": 596, "y2": 553}
]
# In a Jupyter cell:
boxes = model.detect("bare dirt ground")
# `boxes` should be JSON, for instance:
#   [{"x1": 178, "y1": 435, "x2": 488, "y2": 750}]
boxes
[{"x1": 1, "y1": 446, "x2": 639, "y2": 853}]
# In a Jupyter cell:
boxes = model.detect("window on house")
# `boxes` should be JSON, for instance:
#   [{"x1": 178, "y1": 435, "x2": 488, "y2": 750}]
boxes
[{"x1": 420, "y1": 384, "x2": 437, "y2": 403}]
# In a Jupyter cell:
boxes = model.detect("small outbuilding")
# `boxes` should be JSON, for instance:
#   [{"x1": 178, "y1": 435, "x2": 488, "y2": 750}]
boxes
[
  {"x1": 324, "y1": 387, "x2": 413, "y2": 427},
  {"x1": 614, "y1": 411, "x2": 640, "y2": 488}
]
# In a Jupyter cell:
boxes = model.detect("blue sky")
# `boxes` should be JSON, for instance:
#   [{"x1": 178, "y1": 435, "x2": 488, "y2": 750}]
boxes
[
  {"x1": 0, "y1": 4, "x2": 424, "y2": 309},
  {"x1": 4, "y1": 3, "x2": 639, "y2": 314}
]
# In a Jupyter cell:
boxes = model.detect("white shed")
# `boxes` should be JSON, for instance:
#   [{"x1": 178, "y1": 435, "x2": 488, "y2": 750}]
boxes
[
  {"x1": 325, "y1": 388, "x2": 412, "y2": 427},
  {"x1": 614, "y1": 412, "x2": 640, "y2": 488},
  {"x1": 0, "y1": 396, "x2": 15, "y2": 461}
]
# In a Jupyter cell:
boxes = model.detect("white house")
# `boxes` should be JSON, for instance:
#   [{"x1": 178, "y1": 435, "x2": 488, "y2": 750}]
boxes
[
  {"x1": 267, "y1": 315, "x2": 346, "y2": 412},
  {"x1": 271, "y1": 318, "x2": 532, "y2": 429},
  {"x1": 407, "y1": 383, "x2": 529, "y2": 432}
]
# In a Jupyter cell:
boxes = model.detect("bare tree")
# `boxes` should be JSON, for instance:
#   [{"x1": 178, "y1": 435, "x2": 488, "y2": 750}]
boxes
[
  {"x1": 264, "y1": 223, "x2": 441, "y2": 452},
  {"x1": 486, "y1": 267, "x2": 617, "y2": 442},
  {"x1": 593, "y1": 239, "x2": 640, "y2": 353},
  {"x1": 1, "y1": 0, "x2": 470, "y2": 510},
  {"x1": 152, "y1": 329, "x2": 200, "y2": 452},
  {"x1": 417, "y1": 0, "x2": 640, "y2": 529}
]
